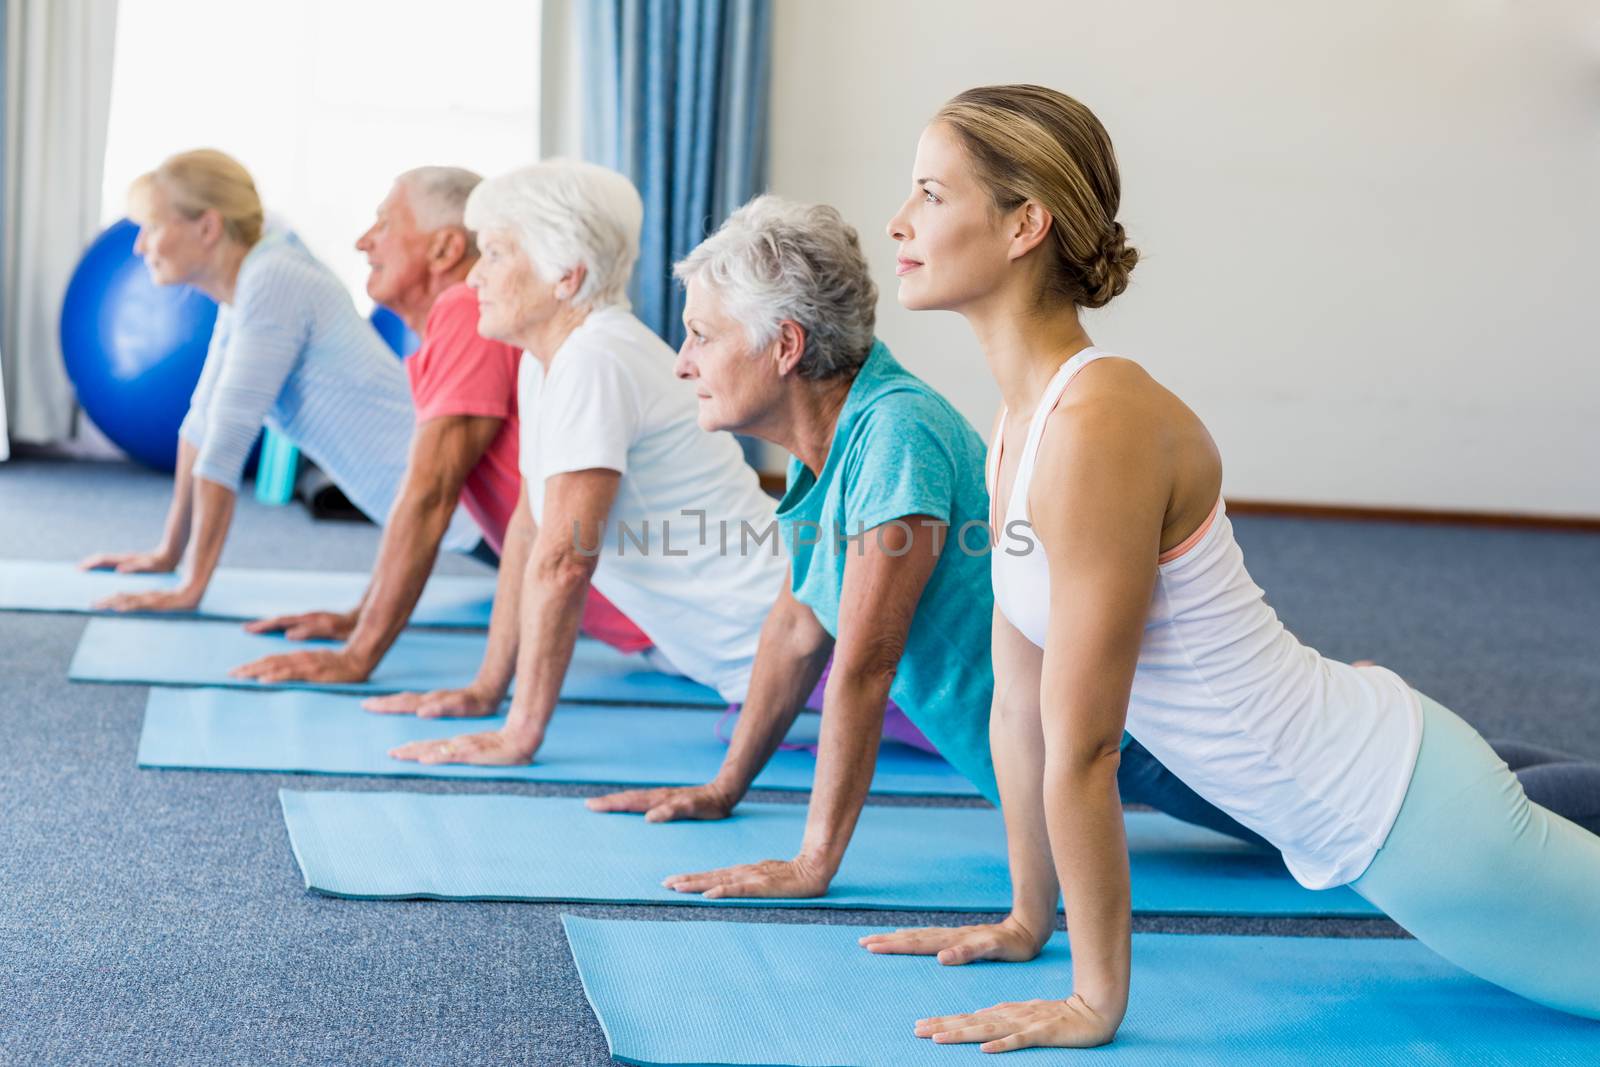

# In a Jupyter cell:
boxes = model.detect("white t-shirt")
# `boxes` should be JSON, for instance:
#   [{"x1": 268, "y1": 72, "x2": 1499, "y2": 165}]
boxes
[{"x1": 518, "y1": 306, "x2": 785, "y2": 701}]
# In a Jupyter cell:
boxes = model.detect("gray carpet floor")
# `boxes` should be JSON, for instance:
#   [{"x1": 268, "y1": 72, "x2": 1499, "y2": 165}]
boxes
[{"x1": 1, "y1": 457, "x2": 1595, "y2": 1065}]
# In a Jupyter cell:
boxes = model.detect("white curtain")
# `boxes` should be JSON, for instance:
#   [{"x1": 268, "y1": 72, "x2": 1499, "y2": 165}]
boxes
[{"x1": 0, "y1": 0, "x2": 118, "y2": 451}]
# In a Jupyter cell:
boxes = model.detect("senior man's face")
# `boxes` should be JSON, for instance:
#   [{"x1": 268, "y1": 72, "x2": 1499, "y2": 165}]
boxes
[
  {"x1": 674, "y1": 277, "x2": 780, "y2": 435},
  {"x1": 355, "y1": 184, "x2": 430, "y2": 307},
  {"x1": 467, "y1": 228, "x2": 552, "y2": 344}
]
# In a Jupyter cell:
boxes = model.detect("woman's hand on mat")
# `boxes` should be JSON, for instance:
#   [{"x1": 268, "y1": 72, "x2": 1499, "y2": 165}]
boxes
[
  {"x1": 362, "y1": 686, "x2": 503, "y2": 718},
  {"x1": 911, "y1": 993, "x2": 1119, "y2": 1052},
  {"x1": 228, "y1": 648, "x2": 373, "y2": 685},
  {"x1": 387, "y1": 728, "x2": 538, "y2": 766},
  {"x1": 660, "y1": 854, "x2": 834, "y2": 899},
  {"x1": 244, "y1": 610, "x2": 358, "y2": 641},
  {"x1": 584, "y1": 783, "x2": 738, "y2": 822},
  {"x1": 78, "y1": 548, "x2": 179, "y2": 574},
  {"x1": 857, "y1": 915, "x2": 1048, "y2": 965},
  {"x1": 92, "y1": 586, "x2": 202, "y2": 614}
]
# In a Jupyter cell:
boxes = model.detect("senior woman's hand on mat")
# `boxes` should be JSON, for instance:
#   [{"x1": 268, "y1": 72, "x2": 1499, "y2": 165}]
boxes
[
  {"x1": 243, "y1": 609, "x2": 359, "y2": 642},
  {"x1": 229, "y1": 647, "x2": 374, "y2": 685},
  {"x1": 660, "y1": 854, "x2": 836, "y2": 899},
  {"x1": 388, "y1": 728, "x2": 538, "y2": 766},
  {"x1": 363, "y1": 685, "x2": 503, "y2": 718},
  {"x1": 585, "y1": 783, "x2": 737, "y2": 822}
]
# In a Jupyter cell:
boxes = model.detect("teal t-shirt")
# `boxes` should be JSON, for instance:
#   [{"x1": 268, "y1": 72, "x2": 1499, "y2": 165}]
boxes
[{"x1": 776, "y1": 341, "x2": 999, "y2": 803}]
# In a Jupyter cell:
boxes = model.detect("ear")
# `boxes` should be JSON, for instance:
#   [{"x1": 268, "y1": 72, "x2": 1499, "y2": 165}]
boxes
[
  {"x1": 196, "y1": 208, "x2": 225, "y2": 247},
  {"x1": 557, "y1": 262, "x2": 589, "y2": 302},
  {"x1": 772, "y1": 320, "x2": 807, "y2": 377},
  {"x1": 1006, "y1": 201, "x2": 1053, "y2": 262},
  {"x1": 428, "y1": 228, "x2": 469, "y2": 276}
]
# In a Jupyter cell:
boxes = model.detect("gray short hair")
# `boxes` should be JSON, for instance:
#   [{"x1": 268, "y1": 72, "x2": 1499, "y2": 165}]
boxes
[
  {"x1": 398, "y1": 167, "x2": 483, "y2": 256},
  {"x1": 463, "y1": 160, "x2": 641, "y2": 311},
  {"x1": 674, "y1": 195, "x2": 876, "y2": 380}
]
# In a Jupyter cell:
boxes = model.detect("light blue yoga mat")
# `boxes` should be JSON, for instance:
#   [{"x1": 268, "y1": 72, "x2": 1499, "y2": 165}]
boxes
[
  {"x1": 280, "y1": 790, "x2": 1380, "y2": 916},
  {"x1": 0, "y1": 559, "x2": 494, "y2": 627},
  {"x1": 138, "y1": 687, "x2": 978, "y2": 797},
  {"x1": 563, "y1": 916, "x2": 1600, "y2": 1066},
  {"x1": 70, "y1": 617, "x2": 723, "y2": 706}
]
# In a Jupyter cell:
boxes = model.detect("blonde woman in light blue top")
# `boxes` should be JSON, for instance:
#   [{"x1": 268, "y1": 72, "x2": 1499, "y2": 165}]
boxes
[{"x1": 82, "y1": 149, "x2": 476, "y2": 613}]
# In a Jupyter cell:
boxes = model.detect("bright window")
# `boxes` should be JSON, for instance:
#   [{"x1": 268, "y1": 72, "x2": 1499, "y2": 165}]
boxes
[{"x1": 101, "y1": 0, "x2": 543, "y2": 309}]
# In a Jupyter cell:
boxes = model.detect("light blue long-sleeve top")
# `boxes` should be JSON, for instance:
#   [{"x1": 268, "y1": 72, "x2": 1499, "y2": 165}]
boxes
[{"x1": 177, "y1": 231, "x2": 478, "y2": 547}]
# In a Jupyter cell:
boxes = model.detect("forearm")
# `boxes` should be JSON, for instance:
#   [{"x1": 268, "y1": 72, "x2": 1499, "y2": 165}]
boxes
[
  {"x1": 1044, "y1": 747, "x2": 1131, "y2": 1019},
  {"x1": 344, "y1": 490, "x2": 458, "y2": 669},
  {"x1": 711, "y1": 625, "x2": 832, "y2": 802},
  {"x1": 796, "y1": 661, "x2": 895, "y2": 875},
  {"x1": 501, "y1": 547, "x2": 592, "y2": 751},
  {"x1": 181, "y1": 476, "x2": 238, "y2": 596},
  {"x1": 990, "y1": 690, "x2": 1063, "y2": 943},
  {"x1": 161, "y1": 442, "x2": 200, "y2": 558},
  {"x1": 470, "y1": 518, "x2": 531, "y2": 700}
]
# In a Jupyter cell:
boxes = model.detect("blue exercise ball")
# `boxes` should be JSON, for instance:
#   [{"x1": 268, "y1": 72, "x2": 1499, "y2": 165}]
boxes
[
  {"x1": 59, "y1": 218, "x2": 218, "y2": 472},
  {"x1": 369, "y1": 304, "x2": 419, "y2": 357}
]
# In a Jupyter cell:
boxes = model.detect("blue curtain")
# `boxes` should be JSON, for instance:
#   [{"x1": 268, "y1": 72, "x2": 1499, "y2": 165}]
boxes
[{"x1": 582, "y1": 0, "x2": 771, "y2": 350}]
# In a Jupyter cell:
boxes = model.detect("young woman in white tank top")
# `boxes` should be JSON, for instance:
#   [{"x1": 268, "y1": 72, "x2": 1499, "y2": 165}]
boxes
[{"x1": 858, "y1": 85, "x2": 1600, "y2": 1051}]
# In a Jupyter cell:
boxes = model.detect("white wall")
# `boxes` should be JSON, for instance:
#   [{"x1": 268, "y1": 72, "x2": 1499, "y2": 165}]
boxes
[{"x1": 767, "y1": 0, "x2": 1600, "y2": 516}]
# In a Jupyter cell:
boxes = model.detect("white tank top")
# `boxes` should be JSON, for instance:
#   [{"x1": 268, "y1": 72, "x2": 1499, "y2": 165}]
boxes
[{"x1": 988, "y1": 348, "x2": 1422, "y2": 889}]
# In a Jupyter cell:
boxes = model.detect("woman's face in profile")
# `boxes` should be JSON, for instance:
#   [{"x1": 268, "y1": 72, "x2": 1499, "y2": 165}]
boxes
[
  {"x1": 133, "y1": 185, "x2": 209, "y2": 288},
  {"x1": 885, "y1": 121, "x2": 1015, "y2": 314}
]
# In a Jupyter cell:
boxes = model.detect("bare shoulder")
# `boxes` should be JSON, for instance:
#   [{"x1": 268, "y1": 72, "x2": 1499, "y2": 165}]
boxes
[
  {"x1": 1044, "y1": 357, "x2": 1171, "y2": 459},
  {"x1": 1031, "y1": 355, "x2": 1218, "y2": 544},
  {"x1": 1055, "y1": 356, "x2": 1214, "y2": 458}
]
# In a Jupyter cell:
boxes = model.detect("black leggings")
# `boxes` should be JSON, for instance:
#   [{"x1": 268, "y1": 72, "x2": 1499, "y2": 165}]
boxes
[{"x1": 1119, "y1": 737, "x2": 1600, "y2": 846}]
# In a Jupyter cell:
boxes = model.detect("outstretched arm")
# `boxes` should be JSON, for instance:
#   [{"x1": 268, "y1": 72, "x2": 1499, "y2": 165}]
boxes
[
  {"x1": 659, "y1": 515, "x2": 943, "y2": 899},
  {"x1": 386, "y1": 468, "x2": 619, "y2": 764},
  {"x1": 587, "y1": 575, "x2": 833, "y2": 822},
  {"x1": 918, "y1": 383, "x2": 1167, "y2": 1052},
  {"x1": 364, "y1": 479, "x2": 536, "y2": 718},
  {"x1": 81, "y1": 438, "x2": 199, "y2": 576},
  {"x1": 860, "y1": 606, "x2": 1060, "y2": 964},
  {"x1": 232, "y1": 414, "x2": 502, "y2": 683},
  {"x1": 93, "y1": 456, "x2": 237, "y2": 614}
]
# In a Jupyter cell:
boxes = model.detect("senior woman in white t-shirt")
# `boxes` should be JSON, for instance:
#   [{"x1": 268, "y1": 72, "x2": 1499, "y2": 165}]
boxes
[{"x1": 372, "y1": 161, "x2": 787, "y2": 766}]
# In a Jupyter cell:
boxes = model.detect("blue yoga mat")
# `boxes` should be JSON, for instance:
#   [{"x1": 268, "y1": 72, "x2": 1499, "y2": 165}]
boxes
[
  {"x1": 280, "y1": 790, "x2": 1379, "y2": 916},
  {"x1": 0, "y1": 559, "x2": 494, "y2": 627},
  {"x1": 138, "y1": 687, "x2": 978, "y2": 796},
  {"x1": 69, "y1": 617, "x2": 723, "y2": 706},
  {"x1": 563, "y1": 916, "x2": 1600, "y2": 1066}
]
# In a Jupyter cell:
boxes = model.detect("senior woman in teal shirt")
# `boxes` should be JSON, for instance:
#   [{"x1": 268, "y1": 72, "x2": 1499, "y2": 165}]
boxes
[{"x1": 588, "y1": 195, "x2": 1262, "y2": 901}]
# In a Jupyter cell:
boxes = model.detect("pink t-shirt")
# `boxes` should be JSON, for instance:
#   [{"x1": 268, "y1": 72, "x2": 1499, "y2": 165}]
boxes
[{"x1": 406, "y1": 283, "x2": 651, "y2": 653}]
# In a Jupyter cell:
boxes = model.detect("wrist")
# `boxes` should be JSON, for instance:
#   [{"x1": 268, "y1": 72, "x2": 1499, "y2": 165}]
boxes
[
  {"x1": 341, "y1": 630, "x2": 384, "y2": 670},
  {"x1": 705, "y1": 773, "x2": 747, "y2": 811},
  {"x1": 501, "y1": 703, "x2": 546, "y2": 747},
  {"x1": 794, "y1": 843, "x2": 844, "y2": 880},
  {"x1": 1003, "y1": 910, "x2": 1054, "y2": 952},
  {"x1": 470, "y1": 676, "x2": 510, "y2": 706}
]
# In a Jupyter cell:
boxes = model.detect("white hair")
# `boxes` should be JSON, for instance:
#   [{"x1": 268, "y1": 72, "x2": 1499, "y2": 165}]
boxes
[
  {"x1": 397, "y1": 166, "x2": 482, "y2": 230},
  {"x1": 398, "y1": 166, "x2": 482, "y2": 257},
  {"x1": 464, "y1": 160, "x2": 642, "y2": 311},
  {"x1": 674, "y1": 194, "x2": 876, "y2": 380}
]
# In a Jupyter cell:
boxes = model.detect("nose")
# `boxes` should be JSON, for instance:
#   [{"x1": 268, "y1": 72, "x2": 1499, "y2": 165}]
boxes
[
  {"x1": 886, "y1": 198, "x2": 913, "y2": 242},
  {"x1": 465, "y1": 259, "x2": 483, "y2": 290},
  {"x1": 132, "y1": 228, "x2": 148, "y2": 257},
  {"x1": 355, "y1": 226, "x2": 374, "y2": 253},
  {"x1": 672, "y1": 344, "x2": 697, "y2": 381}
]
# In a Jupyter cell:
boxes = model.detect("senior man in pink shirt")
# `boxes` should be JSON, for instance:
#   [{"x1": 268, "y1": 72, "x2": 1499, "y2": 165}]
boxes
[{"x1": 232, "y1": 167, "x2": 649, "y2": 686}]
